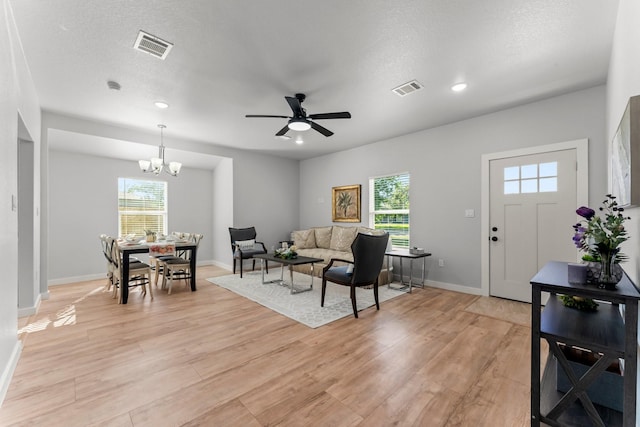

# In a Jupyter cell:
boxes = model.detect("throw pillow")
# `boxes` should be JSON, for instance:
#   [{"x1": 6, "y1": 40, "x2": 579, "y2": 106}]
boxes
[
  {"x1": 235, "y1": 239, "x2": 255, "y2": 250},
  {"x1": 314, "y1": 226, "x2": 333, "y2": 249},
  {"x1": 291, "y1": 229, "x2": 316, "y2": 249},
  {"x1": 330, "y1": 226, "x2": 358, "y2": 251}
]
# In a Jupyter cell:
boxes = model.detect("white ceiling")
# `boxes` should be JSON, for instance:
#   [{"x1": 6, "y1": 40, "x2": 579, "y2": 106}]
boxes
[{"x1": 10, "y1": 0, "x2": 619, "y2": 161}]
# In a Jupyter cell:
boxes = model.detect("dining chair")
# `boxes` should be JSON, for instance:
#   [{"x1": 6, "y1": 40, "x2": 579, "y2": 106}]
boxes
[
  {"x1": 229, "y1": 227, "x2": 268, "y2": 278},
  {"x1": 159, "y1": 233, "x2": 203, "y2": 294},
  {"x1": 321, "y1": 232, "x2": 389, "y2": 318},
  {"x1": 99, "y1": 234, "x2": 116, "y2": 292},
  {"x1": 108, "y1": 236, "x2": 153, "y2": 303}
]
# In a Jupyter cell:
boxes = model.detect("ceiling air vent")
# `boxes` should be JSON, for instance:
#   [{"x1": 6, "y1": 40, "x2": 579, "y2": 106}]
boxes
[
  {"x1": 392, "y1": 80, "x2": 423, "y2": 97},
  {"x1": 133, "y1": 30, "x2": 173, "y2": 60}
]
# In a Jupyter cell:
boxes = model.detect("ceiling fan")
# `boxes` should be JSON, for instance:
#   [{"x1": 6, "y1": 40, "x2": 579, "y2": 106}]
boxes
[{"x1": 246, "y1": 93, "x2": 351, "y2": 137}]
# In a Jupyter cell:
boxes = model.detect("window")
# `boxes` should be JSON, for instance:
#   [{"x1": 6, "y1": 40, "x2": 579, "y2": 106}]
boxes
[
  {"x1": 503, "y1": 162, "x2": 558, "y2": 195},
  {"x1": 369, "y1": 173, "x2": 410, "y2": 248},
  {"x1": 118, "y1": 178, "x2": 167, "y2": 237}
]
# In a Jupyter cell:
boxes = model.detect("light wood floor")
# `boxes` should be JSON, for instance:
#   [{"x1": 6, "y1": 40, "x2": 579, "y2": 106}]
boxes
[{"x1": 1, "y1": 265, "x2": 534, "y2": 426}]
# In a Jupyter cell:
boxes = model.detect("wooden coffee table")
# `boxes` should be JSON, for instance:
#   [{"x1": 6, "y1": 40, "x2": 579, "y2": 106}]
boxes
[{"x1": 254, "y1": 253, "x2": 324, "y2": 294}]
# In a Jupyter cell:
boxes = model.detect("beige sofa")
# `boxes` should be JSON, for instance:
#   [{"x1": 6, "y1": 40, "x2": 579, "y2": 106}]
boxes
[{"x1": 289, "y1": 225, "x2": 392, "y2": 284}]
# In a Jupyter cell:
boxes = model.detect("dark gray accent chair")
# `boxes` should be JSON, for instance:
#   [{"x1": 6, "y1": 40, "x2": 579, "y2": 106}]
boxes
[
  {"x1": 229, "y1": 227, "x2": 268, "y2": 278},
  {"x1": 321, "y1": 232, "x2": 389, "y2": 318}
]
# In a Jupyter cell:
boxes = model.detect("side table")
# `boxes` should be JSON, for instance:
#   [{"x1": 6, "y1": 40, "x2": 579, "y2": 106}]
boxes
[
  {"x1": 385, "y1": 249, "x2": 432, "y2": 293},
  {"x1": 530, "y1": 261, "x2": 639, "y2": 427}
]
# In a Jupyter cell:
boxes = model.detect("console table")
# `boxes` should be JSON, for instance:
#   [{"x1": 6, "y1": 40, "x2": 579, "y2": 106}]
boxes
[{"x1": 530, "y1": 261, "x2": 639, "y2": 427}]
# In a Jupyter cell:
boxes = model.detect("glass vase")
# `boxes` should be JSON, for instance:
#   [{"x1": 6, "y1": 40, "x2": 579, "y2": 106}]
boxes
[{"x1": 598, "y1": 249, "x2": 620, "y2": 290}]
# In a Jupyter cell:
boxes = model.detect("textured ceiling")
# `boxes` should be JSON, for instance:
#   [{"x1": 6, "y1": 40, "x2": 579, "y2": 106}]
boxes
[{"x1": 10, "y1": 0, "x2": 619, "y2": 160}]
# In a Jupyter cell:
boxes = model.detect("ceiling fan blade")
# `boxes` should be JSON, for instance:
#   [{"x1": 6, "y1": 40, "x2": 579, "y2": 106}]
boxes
[
  {"x1": 308, "y1": 112, "x2": 351, "y2": 120},
  {"x1": 245, "y1": 114, "x2": 290, "y2": 118},
  {"x1": 285, "y1": 96, "x2": 304, "y2": 117},
  {"x1": 275, "y1": 125, "x2": 290, "y2": 136},
  {"x1": 310, "y1": 121, "x2": 334, "y2": 137}
]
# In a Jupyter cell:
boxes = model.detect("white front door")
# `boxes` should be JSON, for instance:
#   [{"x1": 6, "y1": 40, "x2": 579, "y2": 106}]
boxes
[{"x1": 489, "y1": 149, "x2": 578, "y2": 302}]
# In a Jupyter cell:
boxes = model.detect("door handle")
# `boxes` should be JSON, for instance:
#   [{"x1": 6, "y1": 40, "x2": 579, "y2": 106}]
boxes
[{"x1": 491, "y1": 236, "x2": 498, "y2": 242}]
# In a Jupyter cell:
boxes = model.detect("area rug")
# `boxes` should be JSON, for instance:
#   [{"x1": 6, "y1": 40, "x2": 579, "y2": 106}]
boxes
[{"x1": 207, "y1": 270, "x2": 406, "y2": 328}]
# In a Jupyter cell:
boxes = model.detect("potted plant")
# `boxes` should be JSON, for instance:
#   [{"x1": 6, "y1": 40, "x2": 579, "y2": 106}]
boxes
[
  {"x1": 572, "y1": 194, "x2": 630, "y2": 289},
  {"x1": 145, "y1": 229, "x2": 157, "y2": 242}
]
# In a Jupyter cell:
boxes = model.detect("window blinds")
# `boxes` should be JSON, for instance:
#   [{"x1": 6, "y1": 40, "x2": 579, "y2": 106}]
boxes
[
  {"x1": 118, "y1": 178, "x2": 167, "y2": 236},
  {"x1": 370, "y1": 173, "x2": 410, "y2": 248}
]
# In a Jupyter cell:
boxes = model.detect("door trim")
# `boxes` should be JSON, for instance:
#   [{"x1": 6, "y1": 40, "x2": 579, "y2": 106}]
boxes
[{"x1": 480, "y1": 139, "x2": 589, "y2": 297}]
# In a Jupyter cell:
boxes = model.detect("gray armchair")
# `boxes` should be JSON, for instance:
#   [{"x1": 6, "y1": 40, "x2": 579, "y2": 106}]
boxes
[
  {"x1": 229, "y1": 226, "x2": 268, "y2": 278},
  {"x1": 321, "y1": 232, "x2": 389, "y2": 318}
]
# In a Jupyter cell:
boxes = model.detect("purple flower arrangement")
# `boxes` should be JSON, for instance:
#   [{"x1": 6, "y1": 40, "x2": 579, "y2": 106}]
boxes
[{"x1": 572, "y1": 194, "x2": 630, "y2": 262}]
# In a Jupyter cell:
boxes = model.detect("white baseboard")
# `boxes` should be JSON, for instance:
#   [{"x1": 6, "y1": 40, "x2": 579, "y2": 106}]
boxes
[
  {"x1": 212, "y1": 260, "x2": 232, "y2": 271},
  {"x1": 0, "y1": 341, "x2": 22, "y2": 408},
  {"x1": 48, "y1": 273, "x2": 105, "y2": 286},
  {"x1": 390, "y1": 273, "x2": 484, "y2": 296},
  {"x1": 424, "y1": 279, "x2": 484, "y2": 296},
  {"x1": 48, "y1": 261, "x2": 217, "y2": 287},
  {"x1": 17, "y1": 293, "x2": 41, "y2": 318}
]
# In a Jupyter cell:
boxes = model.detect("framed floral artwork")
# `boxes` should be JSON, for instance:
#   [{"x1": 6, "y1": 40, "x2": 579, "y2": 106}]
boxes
[
  {"x1": 611, "y1": 95, "x2": 640, "y2": 207},
  {"x1": 332, "y1": 184, "x2": 361, "y2": 222}
]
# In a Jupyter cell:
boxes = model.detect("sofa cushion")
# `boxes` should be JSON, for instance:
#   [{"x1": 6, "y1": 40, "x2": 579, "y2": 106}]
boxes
[
  {"x1": 314, "y1": 226, "x2": 333, "y2": 249},
  {"x1": 291, "y1": 229, "x2": 316, "y2": 249},
  {"x1": 330, "y1": 226, "x2": 358, "y2": 251},
  {"x1": 297, "y1": 248, "x2": 353, "y2": 266}
]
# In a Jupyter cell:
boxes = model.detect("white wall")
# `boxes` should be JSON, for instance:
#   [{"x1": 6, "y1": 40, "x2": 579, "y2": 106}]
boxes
[
  {"x1": 607, "y1": 0, "x2": 640, "y2": 286},
  {"x1": 212, "y1": 157, "x2": 234, "y2": 269},
  {"x1": 300, "y1": 85, "x2": 608, "y2": 291},
  {"x1": 605, "y1": 2, "x2": 640, "y2": 421},
  {"x1": 44, "y1": 117, "x2": 301, "y2": 282},
  {"x1": 47, "y1": 149, "x2": 215, "y2": 283},
  {"x1": 0, "y1": 0, "x2": 41, "y2": 406}
]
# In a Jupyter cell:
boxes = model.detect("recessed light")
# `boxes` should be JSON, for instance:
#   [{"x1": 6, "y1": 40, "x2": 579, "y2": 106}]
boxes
[
  {"x1": 451, "y1": 82, "x2": 467, "y2": 92},
  {"x1": 154, "y1": 101, "x2": 169, "y2": 109},
  {"x1": 295, "y1": 136, "x2": 304, "y2": 145}
]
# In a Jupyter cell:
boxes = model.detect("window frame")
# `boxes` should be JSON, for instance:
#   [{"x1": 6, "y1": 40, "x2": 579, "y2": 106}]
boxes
[
  {"x1": 117, "y1": 177, "x2": 168, "y2": 237},
  {"x1": 369, "y1": 172, "x2": 410, "y2": 249}
]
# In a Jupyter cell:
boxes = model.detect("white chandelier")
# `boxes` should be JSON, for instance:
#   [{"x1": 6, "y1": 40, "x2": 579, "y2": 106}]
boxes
[{"x1": 138, "y1": 124, "x2": 182, "y2": 177}]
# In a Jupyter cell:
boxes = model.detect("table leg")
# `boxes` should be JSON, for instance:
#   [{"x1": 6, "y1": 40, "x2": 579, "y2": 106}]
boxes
[
  {"x1": 531, "y1": 286, "x2": 541, "y2": 426},
  {"x1": 189, "y1": 246, "x2": 197, "y2": 291},
  {"x1": 623, "y1": 300, "x2": 638, "y2": 427},
  {"x1": 289, "y1": 265, "x2": 294, "y2": 293},
  {"x1": 309, "y1": 264, "x2": 315, "y2": 289},
  {"x1": 122, "y1": 252, "x2": 130, "y2": 304},
  {"x1": 409, "y1": 259, "x2": 413, "y2": 293}
]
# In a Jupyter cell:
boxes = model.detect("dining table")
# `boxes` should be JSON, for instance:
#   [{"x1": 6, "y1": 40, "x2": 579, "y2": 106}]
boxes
[{"x1": 117, "y1": 240, "x2": 198, "y2": 304}]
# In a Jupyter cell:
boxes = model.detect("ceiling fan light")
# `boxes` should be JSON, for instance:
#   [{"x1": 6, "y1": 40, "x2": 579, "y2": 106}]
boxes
[
  {"x1": 288, "y1": 120, "x2": 311, "y2": 132},
  {"x1": 139, "y1": 160, "x2": 151, "y2": 172}
]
